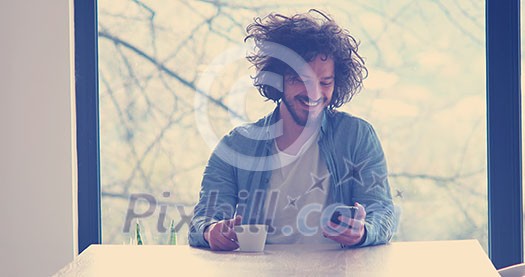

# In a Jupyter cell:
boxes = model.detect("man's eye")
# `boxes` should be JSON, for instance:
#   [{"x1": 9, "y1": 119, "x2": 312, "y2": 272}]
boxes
[
  {"x1": 321, "y1": 82, "x2": 333, "y2": 86},
  {"x1": 290, "y1": 77, "x2": 304, "y2": 84}
]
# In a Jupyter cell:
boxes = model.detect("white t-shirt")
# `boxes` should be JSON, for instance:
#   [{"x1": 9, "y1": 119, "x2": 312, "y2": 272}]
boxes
[{"x1": 265, "y1": 131, "x2": 335, "y2": 244}]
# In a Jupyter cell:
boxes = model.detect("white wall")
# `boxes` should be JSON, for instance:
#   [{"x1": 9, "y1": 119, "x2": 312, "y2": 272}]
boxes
[{"x1": 0, "y1": 0, "x2": 75, "y2": 276}]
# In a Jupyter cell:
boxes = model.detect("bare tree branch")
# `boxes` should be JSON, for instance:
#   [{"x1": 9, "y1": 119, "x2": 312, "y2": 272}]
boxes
[
  {"x1": 389, "y1": 169, "x2": 484, "y2": 183},
  {"x1": 99, "y1": 30, "x2": 247, "y2": 121},
  {"x1": 430, "y1": 0, "x2": 483, "y2": 46}
]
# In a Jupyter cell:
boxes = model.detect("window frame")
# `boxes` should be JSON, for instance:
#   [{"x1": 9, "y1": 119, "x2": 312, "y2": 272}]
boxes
[
  {"x1": 486, "y1": 0, "x2": 523, "y2": 269},
  {"x1": 74, "y1": 0, "x2": 101, "y2": 253},
  {"x1": 74, "y1": 0, "x2": 523, "y2": 268}
]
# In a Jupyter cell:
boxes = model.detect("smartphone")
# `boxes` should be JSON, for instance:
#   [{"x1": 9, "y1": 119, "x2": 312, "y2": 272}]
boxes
[{"x1": 330, "y1": 205, "x2": 358, "y2": 226}]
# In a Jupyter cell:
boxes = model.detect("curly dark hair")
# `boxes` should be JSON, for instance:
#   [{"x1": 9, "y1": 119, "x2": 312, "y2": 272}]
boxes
[{"x1": 245, "y1": 9, "x2": 367, "y2": 109}]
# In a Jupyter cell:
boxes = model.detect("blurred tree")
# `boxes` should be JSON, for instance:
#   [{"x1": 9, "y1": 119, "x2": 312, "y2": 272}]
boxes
[{"x1": 98, "y1": 0, "x2": 487, "y2": 248}]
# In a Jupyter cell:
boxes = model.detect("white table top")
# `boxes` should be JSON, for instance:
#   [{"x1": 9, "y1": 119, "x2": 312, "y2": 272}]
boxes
[{"x1": 54, "y1": 240, "x2": 499, "y2": 276}]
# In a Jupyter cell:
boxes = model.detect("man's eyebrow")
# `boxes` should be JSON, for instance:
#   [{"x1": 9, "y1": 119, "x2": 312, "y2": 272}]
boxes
[{"x1": 298, "y1": 75, "x2": 334, "y2": 80}]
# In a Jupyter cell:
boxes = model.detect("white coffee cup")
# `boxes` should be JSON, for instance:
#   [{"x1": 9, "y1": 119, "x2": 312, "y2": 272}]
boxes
[{"x1": 234, "y1": 224, "x2": 268, "y2": 252}]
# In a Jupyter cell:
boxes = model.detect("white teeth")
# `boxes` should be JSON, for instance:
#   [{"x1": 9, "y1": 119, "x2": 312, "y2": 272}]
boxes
[{"x1": 301, "y1": 99, "x2": 322, "y2": 107}]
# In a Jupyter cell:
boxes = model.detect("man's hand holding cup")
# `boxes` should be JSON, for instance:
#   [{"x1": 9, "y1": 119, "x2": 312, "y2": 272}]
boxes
[{"x1": 204, "y1": 216, "x2": 242, "y2": 251}]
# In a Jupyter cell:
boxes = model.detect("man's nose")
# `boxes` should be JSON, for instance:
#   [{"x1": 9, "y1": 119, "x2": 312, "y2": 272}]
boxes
[{"x1": 307, "y1": 82, "x2": 323, "y2": 100}]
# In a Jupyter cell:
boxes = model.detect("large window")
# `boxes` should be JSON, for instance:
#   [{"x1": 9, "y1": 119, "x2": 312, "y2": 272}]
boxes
[{"x1": 97, "y1": 0, "x2": 487, "y2": 248}]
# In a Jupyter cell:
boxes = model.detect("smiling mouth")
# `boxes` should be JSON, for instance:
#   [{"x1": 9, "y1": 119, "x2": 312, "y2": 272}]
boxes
[{"x1": 298, "y1": 96, "x2": 324, "y2": 107}]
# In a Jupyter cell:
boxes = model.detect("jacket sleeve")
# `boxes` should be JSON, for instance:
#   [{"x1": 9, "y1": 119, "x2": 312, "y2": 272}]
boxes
[
  {"x1": 350, "y1": 121, "x2": 397, "y2": 247},
  {"x1": 188, "y1": 136, "x2": 239, "y2": 248}
]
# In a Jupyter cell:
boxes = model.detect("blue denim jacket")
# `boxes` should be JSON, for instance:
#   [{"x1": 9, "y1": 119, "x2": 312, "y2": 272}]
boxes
[{"x1": 189, "y1": 107, "x2": 396, "y2": 248}]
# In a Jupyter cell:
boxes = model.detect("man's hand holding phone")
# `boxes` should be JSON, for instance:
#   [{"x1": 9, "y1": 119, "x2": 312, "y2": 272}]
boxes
[{"x1": 323, "y1": 202, "x2": 367, "y2": 247}]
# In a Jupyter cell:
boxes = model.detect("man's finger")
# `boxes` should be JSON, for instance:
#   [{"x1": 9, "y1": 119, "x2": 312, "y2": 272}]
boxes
[
  {"x1": 349, "y1": 218, "x2": 364, "y2": 233},
  {"x1": 227, "y1": 215, "x2": 243, "y2": 242},
  {"x1": 212, "y1": 222, "x2": 234, "y2": 241},
  {"x1": 225, "y1": 215, "x2": 242, "y2": 229},
  {"x1": 217, "y1": 232, "x2": 239, "y2": 249},
  {"x1": 211, "y1": 237, "x2": 237, "y2": 251},
  {"x1": 354, "y1": 202, "x2": 366, "y2": 220},
  {"x1": 210, "y1": 229, "x2": 239, "y2": 251},
  {"x1": 234, "y1": 215, "x2": 242, "y2": 225},
  {"x1": 219, "y1": 221, "x2": 229, "y2": 233},
  {"x1": 326, "y1": 221, "x2": 349, "y2": 236},
  {"x1": 209, "y1": 233, "x2": 228, "y2": 250},
  {"x1": 338, "y1": 216, "x2": 364, "y2": 231},
  {"x1": 223, "y1": 227, "x2": 238, "y2": 241}
]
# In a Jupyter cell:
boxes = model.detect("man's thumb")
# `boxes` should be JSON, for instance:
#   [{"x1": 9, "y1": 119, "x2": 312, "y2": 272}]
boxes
[{"x1": 234, "y1": 215, "x2": 243, "y2": 226}]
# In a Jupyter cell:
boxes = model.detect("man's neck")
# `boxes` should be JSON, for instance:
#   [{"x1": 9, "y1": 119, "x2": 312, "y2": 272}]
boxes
[{"x1": 276, "y1": 105, "x2": 321, "y2": 155}]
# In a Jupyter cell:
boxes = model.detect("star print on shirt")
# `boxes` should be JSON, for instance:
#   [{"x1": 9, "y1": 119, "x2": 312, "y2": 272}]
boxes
[
  {"x1": 284, "y1": 195, "x2": 300, "y2": 210},
  {"x1": 364, "y1": 171, "x2": 388, "y2": 194},
  {"x1": 305, "y1": 171, "x2": 331, "y2": 194},
  {"x1": 334, "y1": 157, "x2": 370, "y2": 188}
]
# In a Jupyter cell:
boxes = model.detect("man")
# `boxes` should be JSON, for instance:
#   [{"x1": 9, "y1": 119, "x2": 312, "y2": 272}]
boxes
[{"x1": 189, "y1": 10, "x2": 396, "y2": 250}]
